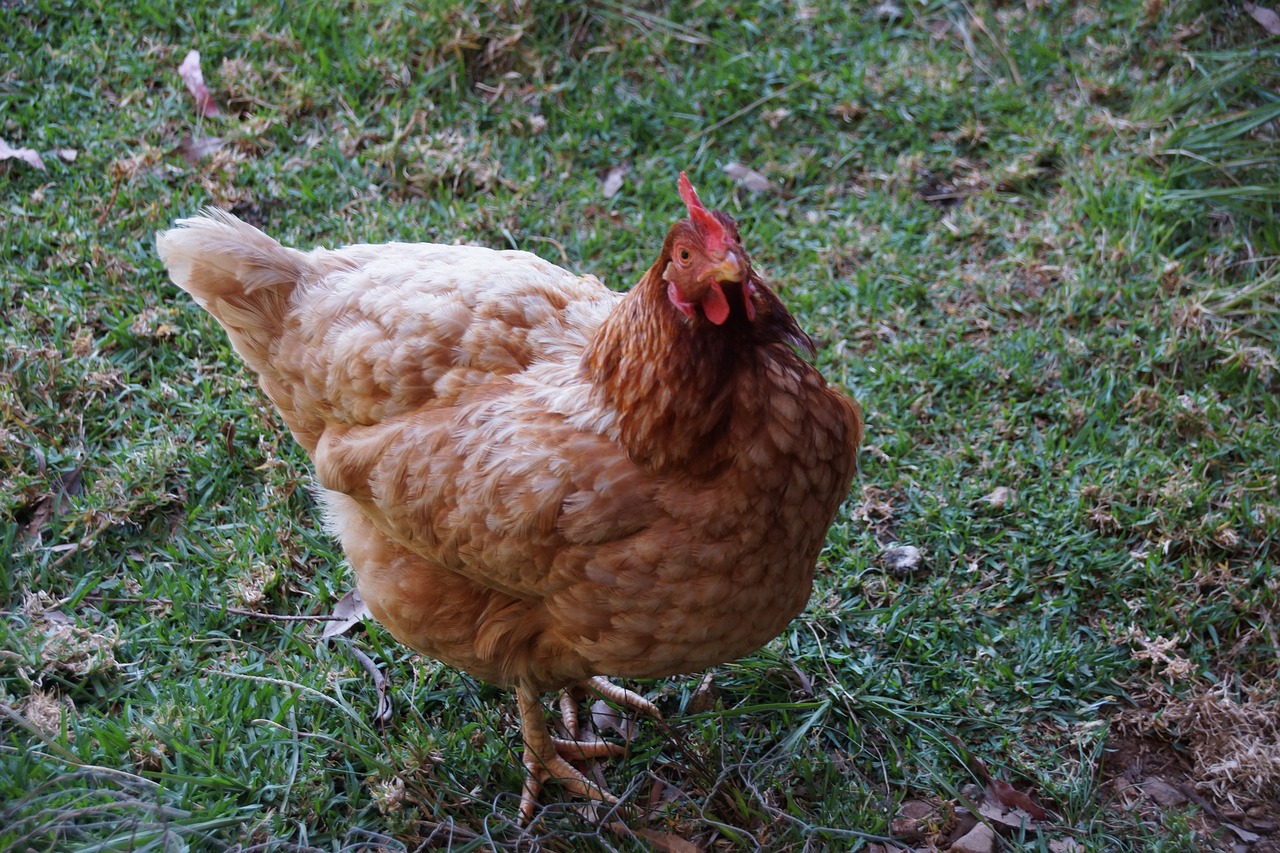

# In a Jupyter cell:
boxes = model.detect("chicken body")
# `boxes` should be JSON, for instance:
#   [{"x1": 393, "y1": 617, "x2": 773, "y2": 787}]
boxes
[{"x1": 158, "y1": 182, "x2": 862, "y2": 818}]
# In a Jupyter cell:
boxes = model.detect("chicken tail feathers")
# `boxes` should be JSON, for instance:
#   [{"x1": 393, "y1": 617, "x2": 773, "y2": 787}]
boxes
[{"x1": 156, "y1": 208, "x2": 316, "y2": 373}]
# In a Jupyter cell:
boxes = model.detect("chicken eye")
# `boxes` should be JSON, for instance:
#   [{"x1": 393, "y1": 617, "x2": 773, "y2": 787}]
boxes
[{"x1": 679, "y1": 249, "x2": 690, "y2": 262}]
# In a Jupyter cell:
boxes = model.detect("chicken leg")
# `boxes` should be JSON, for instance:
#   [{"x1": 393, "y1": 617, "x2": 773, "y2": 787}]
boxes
[{"x1": 517, "y1": 679, "x2": 662, "y2": 824}]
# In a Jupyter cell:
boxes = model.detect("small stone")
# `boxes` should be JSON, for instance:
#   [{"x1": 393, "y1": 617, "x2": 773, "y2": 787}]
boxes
[
  {"x1": 951, "y1": 822, "x2": 996, "y2": 853},
  {"x1": 881, "y1": 544, "x2": 922, "y2": 575},
  {"x1": 898, "y1": 799, "x2": 934, "y2": 820},
  {"x1": 948, "y1": 810, "x2": 979, "y2": 842},
  {"x1": 1141, "y1": 778, "x2": 1188, "y2": 808}
]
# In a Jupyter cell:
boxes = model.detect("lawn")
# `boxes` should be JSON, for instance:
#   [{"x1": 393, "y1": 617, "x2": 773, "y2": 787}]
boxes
[{"x1": 2, "y1": 0, "x2": 1278, "y2": 850}]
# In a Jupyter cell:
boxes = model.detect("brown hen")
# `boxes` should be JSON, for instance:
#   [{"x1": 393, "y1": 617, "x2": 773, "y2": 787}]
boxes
[{"x1": 157, "y1": 173, "x2": 863, "y2": 820}]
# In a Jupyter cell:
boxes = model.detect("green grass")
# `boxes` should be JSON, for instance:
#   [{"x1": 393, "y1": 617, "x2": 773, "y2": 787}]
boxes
[{"x1": 3, "y1": 0, "x2": 1278, "y2": 849}]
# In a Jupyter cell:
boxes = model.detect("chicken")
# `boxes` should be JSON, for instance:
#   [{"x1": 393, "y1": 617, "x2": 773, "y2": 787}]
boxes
[{"x1": 157, "y1": 173, "x2": 863, "y2": 821}]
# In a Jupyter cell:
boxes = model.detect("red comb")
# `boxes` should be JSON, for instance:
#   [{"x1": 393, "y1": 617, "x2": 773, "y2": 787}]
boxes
[{"x1": 678, "y1": 171, "x2": 728, "y2": 251}]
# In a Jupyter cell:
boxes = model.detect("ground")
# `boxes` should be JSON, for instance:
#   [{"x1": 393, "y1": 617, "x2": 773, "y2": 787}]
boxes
[{"x1": 1, "y1": 1, "x2": 1278, "y2": 850}]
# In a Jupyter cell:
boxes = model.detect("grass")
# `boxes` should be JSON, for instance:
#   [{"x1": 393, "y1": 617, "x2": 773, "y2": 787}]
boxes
[{"x1": 2, "y1": 0, "x2": 1278, "y2": 849}]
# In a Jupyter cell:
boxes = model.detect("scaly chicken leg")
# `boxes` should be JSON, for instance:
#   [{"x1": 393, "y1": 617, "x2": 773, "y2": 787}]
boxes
[
  {"x1": 518, "y1": 679, "x2": 662, "y2": 823},
  {"x1": 517, "y1": 687, "x2": 621, "y2": 823}
]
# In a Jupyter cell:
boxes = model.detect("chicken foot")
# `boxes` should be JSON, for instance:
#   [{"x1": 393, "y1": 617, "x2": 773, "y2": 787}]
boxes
[
  {"x1": 558, "y1": 676, "x2": 663, "y2": 739},
  {"x1": 517, "y1": 679, "x2": 662, "y2": 823},
  {"x1": 517, "y1": 687, "x2": 624, "y2": 823}
]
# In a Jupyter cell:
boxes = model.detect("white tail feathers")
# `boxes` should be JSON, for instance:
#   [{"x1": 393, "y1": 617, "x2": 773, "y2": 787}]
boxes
[{"x1": 157, "y1": 208, "x2": 313, "y2": 371}]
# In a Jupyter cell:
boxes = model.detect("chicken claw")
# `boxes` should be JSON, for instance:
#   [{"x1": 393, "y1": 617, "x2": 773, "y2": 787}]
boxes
[{"x1": 517, "y1": 687, "x2": 626, "y2": 823}]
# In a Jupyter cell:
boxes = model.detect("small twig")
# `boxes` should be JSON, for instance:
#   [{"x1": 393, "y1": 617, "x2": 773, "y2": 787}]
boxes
[
  {"x1": 416, "y1": 818, "x2": 483, "y2": 845},
  {"x1": 79, "y1": 594, "x2": 346, "y2": 622},
  {"x1": 526, "y1": 234, "x2": 569, "y2": 265},
  {"x1": 331, "y1": 637, "x2": 394, "y2": 729},
  {"x1": 96, "y1": 174, "x2": 123, "y2": 228}
]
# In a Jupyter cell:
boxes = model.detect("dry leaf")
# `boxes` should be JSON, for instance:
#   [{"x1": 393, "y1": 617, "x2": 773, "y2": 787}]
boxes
[
  {"x1": 880, "y1": 543, "x2": 922, "y2": 575},
  {"x1": 762, "y1": 107, "x2": 791, "y2": 129},
  {"x1": 830, "y1": 102, "x2": 866, "y2": 123},
  {"x1": 590, "y1": 698, "x2": 637, "y2": 742},
  {"x1": 986, "y1": 779, "x2": 1048, "y2": 820},
  {"x1": 981, "y1": 486, "x2": 1015, "y2": 509},
  {"x1": 20, "y1": 464, "x2": 86, "y2": 543},
  {"x1": 600, "y1": 164, "x2": 629, "y2": 199},
  {"x1": 173, "y1": 134, "x2": 226, "y2": 164},
  {"x1": 643, "y1": 777, "x2": 690, "y2": 811},
  {"x1": 723, "y1": 162, "x2": 774, "y2": 193},
  {"x1": 950, "y1": 822, "x2": 995, "y2": 853},
  {"x1": 1224, "y1": 823, "x2": 1262, "y2": 844},
  {"x1": 689, "y1": 671, "x2": 720, "y2": 713},
  {"x1": 57, "y1": 148, "x2": 77, "y2": 163},
  {"x1": 322, "y1": 588, "x2": 372, "y2": 639},
  {"x1": 0, "y1": 138, "x2": 45, "y2": 170},
  {"x1": 947, "y1": 730, "x2": 1047, "y2": 820},
  {"x1": 788, "y1": 659, "x2": 815, "y2": 697},
  {"x1": 178, "y1": 49, "x2": 221, "y2": 117},
  {"x1": 1246, "y1": 2, "x2": 1280, "y2": 35}
]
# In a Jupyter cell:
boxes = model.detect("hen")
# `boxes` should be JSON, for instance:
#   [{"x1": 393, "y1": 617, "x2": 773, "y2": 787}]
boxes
[{"x1": 158, "y1": 174, "x2": 863, "y2": 820}]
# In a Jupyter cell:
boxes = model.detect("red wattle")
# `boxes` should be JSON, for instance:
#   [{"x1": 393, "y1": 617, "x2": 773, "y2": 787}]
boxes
[{"x1": 702, "y1": 282, "x2": 730, "y2": 325}]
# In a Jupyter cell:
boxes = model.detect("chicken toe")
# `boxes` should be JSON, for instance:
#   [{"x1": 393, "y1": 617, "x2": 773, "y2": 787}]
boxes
[
  {"x1": 517, "y1": 687, "x2": 626, "y2": 824},
  {"x1": 556, "y1": 677, "x2": 659, "y2": 741},
  {"x1": 583, "y1": 676, "x2": 663, "y2": 722}
]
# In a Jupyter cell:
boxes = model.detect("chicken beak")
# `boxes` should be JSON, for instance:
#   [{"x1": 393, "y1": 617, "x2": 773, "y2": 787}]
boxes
[
  {"x1": 706, "y1": 250, "x2": 745, "y2": 285},
  {"x1": 702, "y1": 249, "x2": 756, "y2": 323}
]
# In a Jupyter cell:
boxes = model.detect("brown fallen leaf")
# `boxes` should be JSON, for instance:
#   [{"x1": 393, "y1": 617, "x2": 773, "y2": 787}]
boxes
[
  {"x1": 830, "y1": 102, "x2": 866, "y2": 123},
  {"x1": 590, "y1": 698, "x2": 638, "y2": 742},
  {"x1": 0, "y1": 138, "x2": 45, "y2": 170},
  {"x1": 1246, "y1": 2, "x2": 1280, "y2": 35},
  {"x1": 945, "y1": 730, "x2": 1048, "y2": 820},
  {"x1": 630, "y1": 828, "x2": 702, "y2": 853},
  {"x1": 986, "y1": 779, "x2": 1047, "y2": 821},
  {"x1": 981, "y1": 486, "x2": 1015, "y2": 510},
  {"x1": 643, "y1": 776, "x2": 691, "y2": 812},
  {"x1": 723, "y1": 161, "x2": 775, "y2": 193},
  {"x1": 600, "y1": 164, "x2": 629, "y2": 199},
  {"x1": 321, "y1": 588, "x2": 372, "y2": 639},
  {"x1": 178, "y1": 49, "x2": 221, "y2": 117},
  {"x1": 57, "y1": 148, "x2": 77, "y2": 163},
  {"x1": 20, "y1": 464, "x2": 86, "y2": 543},
  {"x1": 787, "y1": 658, "x2": 815, "y2": 697},
  {"x1": 689, "y1": 670, "x2": 720, "y2": 713},
  {"x1": 173, "y1": 134, "x2": 226, "y2": 164}
]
